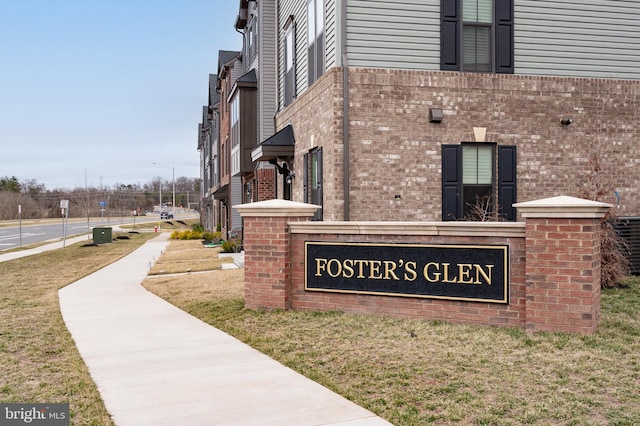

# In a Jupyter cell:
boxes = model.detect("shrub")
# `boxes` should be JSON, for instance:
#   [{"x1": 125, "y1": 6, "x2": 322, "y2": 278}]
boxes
[
  {"x1": 170, "y1": 230, "x2": 204, "y2": 240},
  {"x1": 191, "y1": 223, "x2": 204, "y2": 233},
  {"x1": 203, "y1": 231, "x2": 221, "y2": 244},
  {"x1": 580, "y1": 154, "x2": 631, "y2": 288},
  {"x1": 601, "y1": 217, "x2": 631, "y2": 288},
  {"x1": 221, "y1": 239, "x2": 242, "y2": 253}
]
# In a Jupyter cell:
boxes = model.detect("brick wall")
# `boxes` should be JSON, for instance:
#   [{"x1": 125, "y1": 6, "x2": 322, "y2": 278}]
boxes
[
  {"x1": 238, "y1": 197, "x2": 611, "y2": 335},
  {"x1": 276, "y1": 70, "x2": 345, "y2": 218},
  {"x1": 276, "y1": 68, "x2": 640, "y2": 222},
  {"x1": 256, "y1": 167, "x2": 276, "y2": 201},
  {"x1": 290, "y1": 229, "x2": 527, "y2": 328},
  {"x1": 524, "y1": 217, "x2": 602, "y2": 334}
]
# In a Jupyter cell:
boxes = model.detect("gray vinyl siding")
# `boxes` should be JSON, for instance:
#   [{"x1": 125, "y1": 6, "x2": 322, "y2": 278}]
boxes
[
  {"x1": 259, "y1": 0, "x2": 277, "y2": 143},
  {"x1": 230, "y1": 60, "x2": 244, "y2": 95},
  {"x1": 278, "y1": 0, "x2": 307, "y2": 108},
  {"x1": 248, "y1": 3, "x2": 261, "y2": 145},
  {"x1": 515, "y1": 0, "x2": 640, "y2": 79},
  {"x1": 346, "y1": 0, "x2": 440, "y2": 70},
  {"x1": 230, "y1": 176, "x2": 243, "y2": 233},
  {"x1": 276, "y1": 0, "x2": 640, "y2": 85}
]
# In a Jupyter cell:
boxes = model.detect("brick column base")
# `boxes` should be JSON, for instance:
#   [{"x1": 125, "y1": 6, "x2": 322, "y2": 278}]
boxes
[
  {"x1": 515, "y1": 196, "x2": 610, "y2": 334},
  {"x1": 236, "y1": 200, "x2": 320, "y2": 310}
]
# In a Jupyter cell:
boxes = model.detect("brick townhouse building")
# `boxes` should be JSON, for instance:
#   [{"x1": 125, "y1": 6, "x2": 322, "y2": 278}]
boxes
[{"x1": 199, "y1": 0, "x2": 640, "y2": 237}]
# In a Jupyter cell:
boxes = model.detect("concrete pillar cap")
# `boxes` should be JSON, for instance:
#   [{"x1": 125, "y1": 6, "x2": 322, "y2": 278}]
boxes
[
  {"x1": 236, "y1": 199, "x2": 321, "y2": 217},
  {"x1": 514, "y1": 196, "x2": 612, "y2": 218}
]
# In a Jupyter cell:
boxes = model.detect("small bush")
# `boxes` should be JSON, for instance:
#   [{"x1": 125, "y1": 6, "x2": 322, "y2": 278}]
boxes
[
  {"x1": 170, "y1": 229, "x2": 224, "y2": 242},
  {"x1": 191, "y1": 223, "x2": 204, "y2": 233},
  {"x1": 203, "y1": 231, "x2": 221, "y2": 244},
  {"x1": 221, "y1": 239, "x2": 242, "y2": 253},
  {"x1": 601, "y1": 218, "x2": 631, "y2": 288},
  {"x1": 170, "y1": 230, "x2": 205, "y2": 240},
  {"x1": 580, "y1": 154, "x2": 631, "y2": 288}
]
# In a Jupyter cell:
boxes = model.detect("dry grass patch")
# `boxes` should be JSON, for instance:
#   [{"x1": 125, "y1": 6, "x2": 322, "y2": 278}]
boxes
[
  {"x1": 142, "y1": 240, "x2": 640, "y2": 425},
  {"x1": 148, "y1": 240, "x2": 234, "y2": 275},
  {"x1": 120, "y1": 218, "x2": 199, "y2": 232},
  {"x1": 0, "y1": 232, "x2": 155, "y2": 425}
]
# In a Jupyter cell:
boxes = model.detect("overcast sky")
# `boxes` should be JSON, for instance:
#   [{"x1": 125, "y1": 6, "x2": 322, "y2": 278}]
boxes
[{"x1": 0, "y1": 0, "x2": 241, "y2": 190}]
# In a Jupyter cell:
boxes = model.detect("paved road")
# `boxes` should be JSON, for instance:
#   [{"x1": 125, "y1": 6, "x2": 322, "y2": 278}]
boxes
[{"x1": 0, "y1": 213, "x2": 197, "y2": 251}]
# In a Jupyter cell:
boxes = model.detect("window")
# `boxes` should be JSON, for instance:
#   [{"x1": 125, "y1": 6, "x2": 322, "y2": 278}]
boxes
[
  {"x1": 284, "y1": 20, "x2": 296, "y2": 106},
  {"x1": 230, "y1": 96, "x2": 240, "y2": 175},
  {"x1": 441, "y1": 0, "x2": 513, "y2": 73},
  {"x1": 246, "y1": 16, "x2": 258, "y2": 63},
  {"x1": 303, "y1": 148, "x2": 323, "y2": 220},
  {"x1": 462, "y1": 0, "x2": 492, "y2": 72},
  {"x1": 462, "y1": 144, "x2": 494, "y2": 214},
  {"x1": 307, "y1": 0, "x2": 325, "y2": 86},
  {"x1": 442, "y1": 144, "x2": 516, "y2": 221}
]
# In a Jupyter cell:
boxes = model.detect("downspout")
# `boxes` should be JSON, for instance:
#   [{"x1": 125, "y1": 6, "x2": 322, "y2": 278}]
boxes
[{"x1": 341, "y1": 0, "x2": 350, "y2": 221}]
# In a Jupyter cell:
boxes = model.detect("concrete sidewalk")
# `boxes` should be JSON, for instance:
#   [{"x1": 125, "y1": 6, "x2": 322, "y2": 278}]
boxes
[
  {"x1": 0, "y1": 234, "x2": 92, "y2": 263},
  {"x1": 58, "y1": 233, "x2": 392, "y2": 426}
]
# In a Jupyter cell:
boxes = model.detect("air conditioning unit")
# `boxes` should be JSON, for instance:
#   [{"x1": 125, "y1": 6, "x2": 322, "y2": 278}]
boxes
[{"x1": 614, "y1": 217, "x2": 640, "y2": 275}]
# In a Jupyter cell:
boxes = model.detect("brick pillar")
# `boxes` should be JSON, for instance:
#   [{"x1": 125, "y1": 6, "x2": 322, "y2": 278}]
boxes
[
  {"x1": 236, "y1": 199, "x2": 320, "y2": 310},
  {"x1": 514, "y1": 196, "x2": 611, "y2": 334}
]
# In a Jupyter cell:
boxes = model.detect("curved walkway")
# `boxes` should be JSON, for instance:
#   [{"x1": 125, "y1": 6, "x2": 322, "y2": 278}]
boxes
[{"x1": 58, "y1": 233, "x2": 392, "y2": 426}]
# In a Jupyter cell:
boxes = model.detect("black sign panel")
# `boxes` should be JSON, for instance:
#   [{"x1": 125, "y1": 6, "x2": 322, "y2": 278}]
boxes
[{"x1": 305, "y1": 242, "x2": 509, "y2": 303}]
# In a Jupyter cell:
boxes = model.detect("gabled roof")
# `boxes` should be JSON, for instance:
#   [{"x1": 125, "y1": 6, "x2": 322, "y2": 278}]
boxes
[{"x1": 217, "y1": 50, "x2": 241, "y2": 75}]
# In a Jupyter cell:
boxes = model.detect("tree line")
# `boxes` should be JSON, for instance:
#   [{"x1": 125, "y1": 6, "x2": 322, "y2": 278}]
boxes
[{"x1": 0, "y1": 176, "x2": 200, "y2": 220}]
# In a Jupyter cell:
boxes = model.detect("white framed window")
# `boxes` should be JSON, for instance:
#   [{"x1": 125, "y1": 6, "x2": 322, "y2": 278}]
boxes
[
  {"x1": 307, "y1": 0, "x2": 325, "y2": 86},
  {"x1": 284, "y1": 20, "x2": 296, "y2": 106}
]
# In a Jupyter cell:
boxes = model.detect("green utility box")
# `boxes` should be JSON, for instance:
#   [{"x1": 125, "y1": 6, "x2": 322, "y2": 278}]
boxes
[{"x1": 93, "y1": 227, "x2": 113, "y2": 244}]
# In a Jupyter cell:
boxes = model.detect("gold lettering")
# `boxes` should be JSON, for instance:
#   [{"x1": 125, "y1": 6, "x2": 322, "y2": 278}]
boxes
[
  {"x1": 353, "y1": 260, "x2": 367, "y2": 278},
  {"x1": 457, "y1": 264, "x2": 474, "y2": 284},
  {"x1": 404, "y1": 261, "x2": 418, "y2": 281},
  {"x1": 327, "y1": 259, "x2": 342, "y2": 278},
  {"x1": 342, "y1": 259, "x2": 355, "y2": 278},
  {"x1": 442, "y1": 263, "x2": 457, "y2": 283},
  {"x1": 315, "y1": 258, "x2": 328, "y2": 277},
  {"x1": 474, "y1": 264, "x2": 493, "y2": 285},
  {"x1": 368, "y1": 260, "x2": 382, "y2": 279},
  {"x1": 383, "y1": 261, "x2": 399, "y2": 280},
  {"x1": 423, "y1": 262, "x2": 441, "y2": 282}
]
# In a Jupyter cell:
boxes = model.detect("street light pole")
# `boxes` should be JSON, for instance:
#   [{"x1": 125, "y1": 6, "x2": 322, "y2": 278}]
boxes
[
  {"x1": 172, "y1": 167, "x2": 176, "y2": 213},
  {"x1": 153, "y1": 162, "x2": 175, "y2": 213}
]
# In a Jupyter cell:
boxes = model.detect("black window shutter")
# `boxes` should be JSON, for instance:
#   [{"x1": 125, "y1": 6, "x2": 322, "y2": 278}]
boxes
[
  {"x1": 440, "y1": 0, "x2": 460, "y2": 71},
  {"x1": 495, "y1": 0, "x2": 514, "y2": 74},
  {"x1": 313, "y1": 148, "x2": 323, "y2": 220},
  {"x1": 442, "y1": 144, "x2": 462, "y2": 220},
  {"x1": 498, "y1": 145, "x2": 517, "y2": 221},
  {"x1": 303, "y1": 153, "x2": 309, "y2": 203}
]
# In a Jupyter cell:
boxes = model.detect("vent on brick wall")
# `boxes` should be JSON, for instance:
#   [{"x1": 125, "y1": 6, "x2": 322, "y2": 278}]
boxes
[{"x1": 614, "y1": 217, "x2": 640, "y2": 275}]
